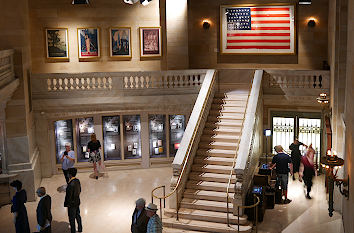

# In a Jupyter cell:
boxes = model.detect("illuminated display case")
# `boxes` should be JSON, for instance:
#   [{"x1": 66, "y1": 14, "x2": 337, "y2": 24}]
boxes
[
  {"x1": 149, "y1": 114, "x2": 166, "y2": 158},
  {"x1": 123, "y1": 115, "x2": 141, "y2": 159},
  {"x1": 169, "y1": 115, "x2": 185, "y2": 156},
  {"x1": 102, "y1": 116, "x2": 121, "y2": 160},
  {"x1": 76, "y1": 117, "x2": 94, "y2": 162},
  {"x1": 54, "y1": 119, "x2": 74, "y2": 164}
]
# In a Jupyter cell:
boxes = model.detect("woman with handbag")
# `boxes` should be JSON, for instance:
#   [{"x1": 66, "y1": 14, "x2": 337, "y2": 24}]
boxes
[{"x1": 87, "y1": 133, "x2": 102, "y2": 179}]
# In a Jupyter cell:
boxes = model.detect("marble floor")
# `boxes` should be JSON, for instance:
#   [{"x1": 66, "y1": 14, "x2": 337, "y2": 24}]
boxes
[{"x1": 0, "y1": 168, "x2": 344, "y2": 233}]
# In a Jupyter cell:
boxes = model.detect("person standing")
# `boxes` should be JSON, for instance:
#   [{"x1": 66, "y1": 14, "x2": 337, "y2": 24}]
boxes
[
  {"x1": 36, "y1": 187, "x2": 52, "y2": 233},
  {"x1": 289, "y1": 139, "x2": 307, "y2": 180},
  {"x1": 64, "y1": 168, "x2": 83, "y2": 233},
  {"x1": 10, "y1": 180, "x2": 30, "y2": 233},
  {"x1": 270, "y1": 145, "x2": 293, "y2": 204},
  {"x1": 131, "y1": 198, "x2": 150, "y2": 233},
  {"x1": 299, "y1": 145, "x2": 317, "y2": 199},
  {"x1": 87, "y1": 133, "x2": 102, "y2": 179},
  {"x1": 60, "y1": 142, "x2": 75, "y2": 184},
  {"x1": 146, "y1": 203, "x2": 162, "y2": 233}
]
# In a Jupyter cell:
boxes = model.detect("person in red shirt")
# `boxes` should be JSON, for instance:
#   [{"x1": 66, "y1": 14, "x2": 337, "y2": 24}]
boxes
[{"x1": 299, "y1": 144, "x2": 317, "y2": 199}]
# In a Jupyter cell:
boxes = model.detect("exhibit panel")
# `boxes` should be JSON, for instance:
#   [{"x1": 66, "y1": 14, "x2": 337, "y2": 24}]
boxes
[
  {"x1": 123, "y1": 115, "x2": 141, "y2": 159},
  {"x1": 54, "y1": 119, "x2": 74, "y2": 164},
  {"x1": 149, "y1": 114, "x2": 166, "y2": 158},
  {"x1": 102, "y1": 116, "x2": 121, "y2": 160},
  {"x1": 169, "y1": 115, "x2": 185, "y2": 157},
  {"x1": 76, "y1": 117, "x2": 95, "y2": 162}
]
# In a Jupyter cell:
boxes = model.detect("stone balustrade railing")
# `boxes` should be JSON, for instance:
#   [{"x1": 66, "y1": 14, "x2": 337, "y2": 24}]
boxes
[
  {"x1": 263, "y1": 70, "x2": 330, "y2": 90},
  {"x1": 0, "y1": 49, "x2": 15, "y2": 89},
  {"x1": 33, "y1": 70, "x2": 205, "y2": 94}
]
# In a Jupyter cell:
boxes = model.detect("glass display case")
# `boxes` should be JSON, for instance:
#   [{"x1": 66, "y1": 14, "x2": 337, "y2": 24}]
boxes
[
  {"x1": 54, "y1": 119, "x2": 74, "y2": 164},
  {"x1": 149, "y1": 114, "x2": 166, "y2": 158},
  {"x1": 123, "y1": 115, "x2": 141, "y2": 159},
  {"x1": 102, "y1": 116, "x2": 121, "y2": 160},
  {"x1": 76, "y1": 117, "x2": 95, "y2": 162},
  {"x1": 169, "y1": 115, "x2": 185, "y2": 157}
]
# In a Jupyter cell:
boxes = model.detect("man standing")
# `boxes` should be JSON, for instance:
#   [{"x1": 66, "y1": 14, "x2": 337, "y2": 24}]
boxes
[
  {"x1": 36, "y1": 187, "x2": 52, "y2": 233},
  {"x1": 270, "y1": 145, "x2": 293, "y2": 204},
  {"x1": 64, "y1": 168, "x2": 82, "y2": 233},
  {"x1": 60, "y1": 142, "x2": 75, "y2": 184},
  {"x1": 131, "y1": 198, "x2": 149, "y2": 233},
  {"x1": 289, "y1": 139, "x2": 307, "y2": 180},
  {"x1": 146, "y1": 203, "x2": 162, "y2": 233}
]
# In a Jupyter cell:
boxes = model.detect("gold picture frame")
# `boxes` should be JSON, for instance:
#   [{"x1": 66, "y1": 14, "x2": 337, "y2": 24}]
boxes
[
  {"x1": 45, "y1": 28, "x2": 69, "y2": 61},
  {"x1": 77, "y1": 27, "x2": 100, "y2": 60},
  {"x1": 220, "y1": 3, "x2": 296, "y2": 55},
  {"x1": 109, "y1": 27, "x2": 132, "y2": 60},
  {"x1": 139, "y1": 27, "x2": 162, "y2": 58}
]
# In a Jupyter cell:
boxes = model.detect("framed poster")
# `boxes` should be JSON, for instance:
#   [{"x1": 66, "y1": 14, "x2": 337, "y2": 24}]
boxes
[
  {"x1": 139, "y1": 27, "x2": 162, "y2": 58},
  {"x1": 109, "y1": 27, "x2": 132, "y2": 59},
  {"x1": 220, "y1": 4, "x2": 296, "y2": 55},
  {"x1": 45, "y1": 28, "x2": 69, "y2": 60},
  {"x1": 77, "y1": 28, "x2": 100, "y2": 59}
]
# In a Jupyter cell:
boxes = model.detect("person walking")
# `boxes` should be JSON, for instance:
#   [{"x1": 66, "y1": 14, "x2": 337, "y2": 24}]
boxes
[
  {"x1": 289, "y1": 139, "x2": 307, "y2": 180},
  {"x1": 60, "y1": 142, "x2": 75, "y2": 184},
  {"x1": 131, "y1": 198, "x2": 149, "y2": 233},
  {"x1": 270, "y1": 145, "x2": 293, "y2": 204},
  {"x1": 299, "y1": 145, "x2": 317, "y2": 199},
  {"x1": 10, "y1": 180, "x2": 30, "y2": 233},
  {"x1": 146, "y1": 203, "x2": 162, "y2": 233},
  {"x1": 87, "y1": 133, "x2": 102, "y2": 179},
  {"x1": 64, "y1": 168, "x2": 83, "y2": 233},
  {"x1": 35, "y1": 187, "x2": 52, "y2": 233}
]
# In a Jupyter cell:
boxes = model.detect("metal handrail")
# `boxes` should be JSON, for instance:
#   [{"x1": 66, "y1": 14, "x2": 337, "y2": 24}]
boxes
[
  {"x1": 226, "y1": 78, "x2": 254, "y2": 226},
  {"x1": 234, "y1": 195, "x2": 260, "y2": 233},
  {"x1": 151, "y1": 71, "x2": 217, "y2": 220}
]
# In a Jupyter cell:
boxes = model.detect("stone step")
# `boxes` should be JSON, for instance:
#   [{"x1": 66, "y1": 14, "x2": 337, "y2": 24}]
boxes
[
  {"x1": 163, "y1": 217, "x2": 252, "y2": 233},
  {"x1": 189, "y1": 172, "x2": 236, "y2": 183},
  {"x1": 164, "y1": 208, "x2": 249, "y2": 225},
  {"x1": 180, "y1": 198, "x2": 234, "y2": 213},
  {"x1": 212, "y1": 98, "x2": 247, "y2": 105},
  {"x1": 199, "y1": 141, "x2": 237, "y2": 151},
  {"x1": 186, "y1": 181, "x2": 235, "y2": 193},
  {"x1": 203, "y1": 127, "x2": 242, "y2": 136},
  {"x1": 208, "y1": 115, "x2": 245, "y2": 121},
  {"x1": 191, "y1": 164, "x2": 232, "y2": 174},
  {"x1": 205, "y1": 121, "x2": 243, "y2": 129},
  {"x1": 201, "y1": 134, "x2": 240, "y2": 144},
  {"x1": 196, "y1": 149, "x2": 235, "y2": 158},
  {"x1": 194, "y1": 156, "x2": 234, "y2": 166},
  {"x1": 214, "y1": 93, "x2": 249, "y2": 100},
  {"x1": 208, "y1": 111, "x2": 245, "y2": 119},
  {"x1": 210, "y1": 107, "x2": 246, "y2": 114},
  {"x1": 211, "y1": 102, "x2": 247, "y2": 108},
  {"x1": 184, "y1": 189, "x2": 234, "y2": 202}
]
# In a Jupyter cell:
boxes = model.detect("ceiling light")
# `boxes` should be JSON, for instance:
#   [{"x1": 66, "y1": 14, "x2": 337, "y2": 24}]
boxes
[
  {"x1": 299, "y1": 0, "x2": 311, "y2": 5},
  {"x1": 72, "y1": 0, "x2": 89, "y2": 4},
  {"x1": 124, "y1": 0, "x2": 139, "y2": 4},
  {"x1": 140, "y1": 0, "x2": 152, "y2": 6}
]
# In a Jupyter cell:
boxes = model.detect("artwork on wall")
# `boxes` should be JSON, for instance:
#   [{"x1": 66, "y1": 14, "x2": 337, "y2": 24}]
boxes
[
  {"x1": 109, "y1": 27, "x2": 132, "y2": 59},
  {"x1": 45, "y1": 28, "x2": 69, "y2": 60},
  {"x1": 139, "y1": 27, "x2": 162, "y2": 58},
  {"x1": 220, "y1": 4, "x2": 296, "y2": 55},
  {"x1": 77, "y1": 28, "x2": 100, "y2": 59}
]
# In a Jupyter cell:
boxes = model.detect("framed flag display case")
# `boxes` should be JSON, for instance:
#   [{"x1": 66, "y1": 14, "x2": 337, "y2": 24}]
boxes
[
  {"x1": 169, "y1": 115, "x2": 185, "y2": 157},
  {"x1": 149, "y1": 114, "x2": 166, "y2": 158},
  {"x1": 220, "y1": 4, "x2": 296, "y2": 55},
  {"x1": 123, "y1": 115, "x2": 141, "y2": 159},
  {"x1": 102, "y1": 116, "x2": 121, "y2": 160}
]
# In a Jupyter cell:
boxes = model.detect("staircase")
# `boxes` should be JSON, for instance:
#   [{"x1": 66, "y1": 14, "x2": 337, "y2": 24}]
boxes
[{"x1": 163, "y1": 90, "x2": 253, "y2": 233}]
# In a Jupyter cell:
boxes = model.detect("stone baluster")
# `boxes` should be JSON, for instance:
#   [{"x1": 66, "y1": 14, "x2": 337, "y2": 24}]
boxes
[
  {"x1": 103, "y1": 77, "x2": 107, "y2": 89},
  {"x1": 47, "y1": 79, "x2": 52, "y2": 91},
  {"x1": 108, "y1": 77, "x2": 112, "y2": 90},
  {"x1": 64, "y1": 78, "x2": 68, "y2": 90},
  {"x1": 124, "y1": 76, "x2": 128, "y2": 89},
  {"x1": 86, "y1": 78, "x2": 90, "y2": 89},
  {"x1": 92, "y1": 78, "x2": 96, "y2": 89},
  {"x1": 134, "y1": 76, "x2": 138, "y2": 89},
  {"x1": 97, "y1": 77, "x2": 102, "y2": 89},
  {"x1": 80, "y1": 78, "x2": 85, "y2": 90},
  {"x1": 52, "y1": 79, "x2": 57, "y2": 91},
  {"x1": 129, "y1": 76, "x2": 134, "y2": 89},
  {"x1": 58, "y1": 78, "x2": 63, "y2": 90},
  {"x1": 69, "y1": 78, "x2": 74, "y2": 90},
  {"x1": 140, "y1": 76, "x2": 145, "y2": 88},
  {"x1": 145, "y1": 76, "x2": 150, "y2": 88}
]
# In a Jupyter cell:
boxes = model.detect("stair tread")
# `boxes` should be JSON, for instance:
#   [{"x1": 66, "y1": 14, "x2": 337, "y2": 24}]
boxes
[
  {"x1": 189, "y1": 172, "x2": 234, "y2": 179},
  {"x1": 195, "y1": 156, "x2": 235, "y2": 163},
  {"x1": 166, "y1": 208, "x2": 247, "y2": 220},
  {"x1": 181, "y1": 198, "x2": 234, "y2": 208},
  {"x1": 192, "y1": 164, "x2": 233, "y2": 169},
  {"x1": 200, "y1": 141, "x2": 237, "y2": 147},
  {"x1": 163, "y1": 218, "x2": 252, "y2": 232},
  {"x1": 184, "y1": 189, "x2": 234, "y2": 197},
  {"x1": 187, "y1": 181, "x2": 235, "y2": 188},
  {"x1": 204, "y1": 128, "x2": 242, "y2": 133},
  {"x1": 197, "y1": 149, "x2": 236, "y2": 155}
]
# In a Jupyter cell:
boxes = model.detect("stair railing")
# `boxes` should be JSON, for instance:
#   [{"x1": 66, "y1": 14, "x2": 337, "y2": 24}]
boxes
[
  {"x1": 235, "y1": 195, "x2": 260, "y2": 233},
  {"x1": 151, "y1": 69, "x2": 217, "y2": 221},
  {"x1": 226, "y1": 76, "x2": 253, "y2": 227}
]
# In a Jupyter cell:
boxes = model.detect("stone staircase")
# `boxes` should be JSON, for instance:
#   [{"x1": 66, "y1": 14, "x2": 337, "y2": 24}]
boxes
[{"x1": 163, "y1": 91, "x2": 253, "y2": 233}]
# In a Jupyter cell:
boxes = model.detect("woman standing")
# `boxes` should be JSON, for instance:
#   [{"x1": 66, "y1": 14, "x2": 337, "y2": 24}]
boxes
[
  {"x1": 10, "y1": 180, "x2": 30, "y2": 233},
  {"x1": 289, "y1": 139, "x2": 307, "y2": 180},
  {"x1": 299, "y1": 145, "x2": 317, "y2": 199},
  {"x1": 87, "y1": 133, "x2": 102, "y2": 179}
]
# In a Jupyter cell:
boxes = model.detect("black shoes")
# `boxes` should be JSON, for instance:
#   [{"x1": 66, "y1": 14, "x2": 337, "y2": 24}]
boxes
[
  {"x1": 283, "y1": 199, "x2": 292, "y2": 204},
  {"x1": 95, "y1": 176, "x2": 98, "y2": 179},
  {"x1": 306, "y1": 194, "x2": 312, "y2": 199}
]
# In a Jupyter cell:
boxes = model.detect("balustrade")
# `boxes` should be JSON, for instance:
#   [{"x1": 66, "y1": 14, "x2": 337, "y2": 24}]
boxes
[
  {"x1": 0, "y1": 49, "x2": 15, "y2": 88},
  {"x1": 46, "y1": 77, "x2": 112, "y2": 91}
]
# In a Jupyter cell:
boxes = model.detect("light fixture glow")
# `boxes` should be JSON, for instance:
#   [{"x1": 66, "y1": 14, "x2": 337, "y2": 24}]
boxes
[
  {"x1": 124, "y1": 0, "x2": 139, "y2": 4},
  {"x1": 299, "y1": 0, "x2": 311, "y2": 5},
  {"x1": 140, "y1": 0, "x2": 152, "y2": 6}
]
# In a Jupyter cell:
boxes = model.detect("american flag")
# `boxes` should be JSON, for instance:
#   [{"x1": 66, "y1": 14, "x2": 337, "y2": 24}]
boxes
[{"x1": 224, "y1": 6, "x2": 294, "y2": 53}]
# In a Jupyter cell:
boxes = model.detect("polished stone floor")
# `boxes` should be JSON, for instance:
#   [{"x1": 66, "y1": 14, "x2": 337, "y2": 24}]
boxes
[{"x1": 0, "y1": 167, "x2": 344, "y2": 233}]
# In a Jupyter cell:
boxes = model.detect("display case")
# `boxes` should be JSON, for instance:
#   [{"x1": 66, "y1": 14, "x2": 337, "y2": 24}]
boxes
[
  {"x1": 169, "y1": 115, "x2": 185, "y2": 156},
  {"x1": 123, "y1": 115, "x2": 141, "y2": 159},
  {"x1": 102, "y1": 116, "x2": 121, "y2": 160},
  {"x1": 149, "y1": 114, "x2": 166, "y2": 158},
  {"x1": 76, "y1": 117, "x2": 95, "y2": 162},
  {"x1": 54, "y1": 119, "x2": 74, "y2": 164}
]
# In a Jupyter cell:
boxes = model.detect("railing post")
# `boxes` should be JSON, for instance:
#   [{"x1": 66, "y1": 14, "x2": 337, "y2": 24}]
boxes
[
  {"x1": 159, "y1": 198, "x2": 163, "y2": 221},
  {"x1": 237, "y1": 206, "x2": 240, "y2": 233},
  {"x1": 256, "y1": 205, "x2": 258, "y2": 233},
  {"x1": 163, "y1": 185, "x2": 166, "y2": 208},
  {"x1": 176, "y1": 187, "x2": 179, "y2": 220},
  {"x1": 227, "y1": 195, "x2": 230, "y2": 226}
]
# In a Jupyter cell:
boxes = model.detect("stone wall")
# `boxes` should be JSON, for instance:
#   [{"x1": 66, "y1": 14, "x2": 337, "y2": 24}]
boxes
[{"x1": 188, "y1": 0, "x2": 329, "y2": 69}]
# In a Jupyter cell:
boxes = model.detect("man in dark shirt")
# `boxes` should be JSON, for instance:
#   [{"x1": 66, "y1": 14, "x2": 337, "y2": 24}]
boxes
[
  {"x1": 64, "y1": 168, "x2": 82, "y2": 233},
  {"x1": 36, "y1": 187, "x2": 52, "y2": 233},
  {"x1": 270, "y1": 145, "x2": 293, "y2": 204},
  {"x1": 131, "y1": 198, "x2": 150, "y2": 233}
]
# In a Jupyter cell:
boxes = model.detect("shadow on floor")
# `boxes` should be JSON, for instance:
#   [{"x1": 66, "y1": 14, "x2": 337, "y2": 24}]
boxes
[{"x1": 51, "y1": 221, "x2": 70, "y2": 233}]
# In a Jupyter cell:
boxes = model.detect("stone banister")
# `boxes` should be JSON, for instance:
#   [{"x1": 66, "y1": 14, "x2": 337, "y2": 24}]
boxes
[
  {"x1": 233, "y1": 70, "x2": 263, "y2": 214},
  {"x1": 0, "y1": 49, "x2": 15, "y2": 89}
]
